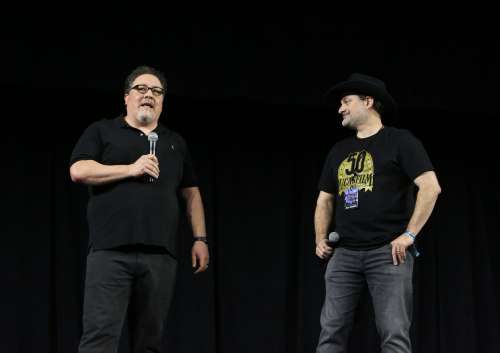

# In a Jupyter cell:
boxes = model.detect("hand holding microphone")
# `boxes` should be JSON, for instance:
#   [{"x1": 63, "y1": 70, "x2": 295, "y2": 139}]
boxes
[
  {"x1": 127, "y1": 132, "x2": 160, "y2": 181},
  {"x1": 129, "y1": 155, "x2": 159, "y2": 179},
  {"x1": 316, "y1": 231, "x2": 340, "y2": 259},
  {"x1": 147, "y1": 132, "x2": 159, "y2": 182}
]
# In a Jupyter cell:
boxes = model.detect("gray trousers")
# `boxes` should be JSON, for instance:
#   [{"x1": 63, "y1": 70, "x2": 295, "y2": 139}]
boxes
[
  {"x1": 316, "y1": 244, "x2": 414, "y2": 353},
  {"x1": 78, "y1": 248, "x2": 177, "y2": 353}
]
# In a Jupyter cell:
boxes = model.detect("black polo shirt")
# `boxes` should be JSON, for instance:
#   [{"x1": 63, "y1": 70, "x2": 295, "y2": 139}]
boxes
[{"x1": 69, "y1": 116, "x2": 197, "y2": 255}]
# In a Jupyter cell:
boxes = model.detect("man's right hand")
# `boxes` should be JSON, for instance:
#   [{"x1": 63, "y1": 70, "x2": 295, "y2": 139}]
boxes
[
  {"x1": 129, "y1": 154, "x2": 160, "y2": 179},
  {"x1": 316, "y1": 238, "x2": 334, "y2": 259}
]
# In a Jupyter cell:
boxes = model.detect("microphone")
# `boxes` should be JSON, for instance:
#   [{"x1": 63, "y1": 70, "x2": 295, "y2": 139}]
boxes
[
  {"x1": 327, "y1": 231, "x2": 340, "y2": 246},
  {"x1": 148, "y1": 132, "x2": 158, "y2": 154},
  {"x1": 319, "y1": 231, "x2": 340, "y2": 264},
  {"x1": 147, "y1": 132, "x2": 158, "y2": 182}
]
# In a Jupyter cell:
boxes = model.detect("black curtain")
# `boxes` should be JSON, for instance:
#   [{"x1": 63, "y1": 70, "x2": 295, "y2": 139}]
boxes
[{"x1": 5, "y1": 87, "x2": 500, "y2": 353}]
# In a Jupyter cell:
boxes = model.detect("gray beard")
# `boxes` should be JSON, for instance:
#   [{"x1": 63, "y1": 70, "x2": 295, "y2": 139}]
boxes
[{"x1": 137, "y1": 110, "x2": 154, "y2": 125}]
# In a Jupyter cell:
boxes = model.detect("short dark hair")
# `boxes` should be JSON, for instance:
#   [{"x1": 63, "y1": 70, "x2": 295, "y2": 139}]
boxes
[
  {"x1": 358, "y1": 94, "x2": 385, "y2": 117},
  {"x1": 124, "y1": 66, "x2": 167, "y2": 93}
]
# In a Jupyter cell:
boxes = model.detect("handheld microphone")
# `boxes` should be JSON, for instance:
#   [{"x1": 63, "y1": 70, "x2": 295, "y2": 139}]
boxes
[
  {"x1": 319, "y1": 231, "x2": 340, "y2": 264},
  {"x1": 147, "y1": 132, "x2": 158, "y2": 182},
  {"x1": 148, "y1": 132, "x2": 158, "y2": 154},
  {"x1": 327, "y1": 231, "x2": 340, "y2": 246}
]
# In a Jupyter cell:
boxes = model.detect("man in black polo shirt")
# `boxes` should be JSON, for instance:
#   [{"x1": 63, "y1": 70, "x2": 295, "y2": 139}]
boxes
[
  {"x1": 70, "y1": 65, "x2": 209, "y2": 353},
  {"x1": 314, "y1": 74, "x2": 442, "y2": 353}
]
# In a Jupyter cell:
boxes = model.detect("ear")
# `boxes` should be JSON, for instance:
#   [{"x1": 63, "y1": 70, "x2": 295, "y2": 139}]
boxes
[{"x1": 365, "y1": 96, "x2": 375, "y2": 109}]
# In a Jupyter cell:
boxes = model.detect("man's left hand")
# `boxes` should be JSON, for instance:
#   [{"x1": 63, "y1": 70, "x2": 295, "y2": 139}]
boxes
[
  {"x1": 390, "y1": 234, "x2": 414, "y2": 266},
  {"x1": 192, "y1": 241, "x2": 210, "y2": 274}
]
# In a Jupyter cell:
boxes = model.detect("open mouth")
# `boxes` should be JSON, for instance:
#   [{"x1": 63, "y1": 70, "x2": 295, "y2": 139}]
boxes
[{"x1": 140, "y1": 102, "x2": 154, "y2": 108}]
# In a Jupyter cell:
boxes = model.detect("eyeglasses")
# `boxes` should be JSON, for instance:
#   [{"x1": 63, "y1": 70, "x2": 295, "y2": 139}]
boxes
[{"x1": 129, "y1": 84, "x2": 165, "y2": 97}]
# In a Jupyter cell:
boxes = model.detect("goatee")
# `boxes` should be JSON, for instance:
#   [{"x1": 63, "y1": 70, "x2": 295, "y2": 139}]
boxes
[{"x1": 137, "y1": 110, "x2": 154, "y2": 125}]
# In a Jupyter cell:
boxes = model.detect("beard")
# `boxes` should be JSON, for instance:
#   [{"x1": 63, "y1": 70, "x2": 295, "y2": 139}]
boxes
[
  {"x1": 341, "y1": 115, "x2": 356, "y2": 129},
  {"x1": 137, "y1": 108, "x2": 154, "y2": 125},
  {"x1": 341, "y1": 114, "x2": 365, "y2": 129}
]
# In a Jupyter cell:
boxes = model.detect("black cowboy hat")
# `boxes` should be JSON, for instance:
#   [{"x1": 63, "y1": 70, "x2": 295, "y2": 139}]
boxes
[{"x1": 324, "y1": 73, "x2": 398, "y2": 120}]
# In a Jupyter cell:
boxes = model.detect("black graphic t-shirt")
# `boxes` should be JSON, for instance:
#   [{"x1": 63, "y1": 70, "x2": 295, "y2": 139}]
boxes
[{"x1": 318, "y1": 127, "x2": 434, "y2": 250}]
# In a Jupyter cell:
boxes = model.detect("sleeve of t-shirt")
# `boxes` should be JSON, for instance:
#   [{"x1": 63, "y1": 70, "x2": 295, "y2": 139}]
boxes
[
  {"x1": 177, "y1": 135, "x2": 198, "y2": 188},
  {"x1": 397, "y1": 130, "x2": 434, "y2": 180},
  {"x1": 318, "y1": 147, "x2": 338, "y2": 195},
  {"x1": 69, "y1": 122, "x2": 103, "y2": 167}
]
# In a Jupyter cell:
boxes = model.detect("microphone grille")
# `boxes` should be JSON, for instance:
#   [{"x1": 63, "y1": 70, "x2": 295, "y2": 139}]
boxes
[
  {"x1": 148, "y1": 132, "x2": 158, "y2": 142},
  {"x1": 328, "y1": 232, "x2": 340, "y2": 242}
]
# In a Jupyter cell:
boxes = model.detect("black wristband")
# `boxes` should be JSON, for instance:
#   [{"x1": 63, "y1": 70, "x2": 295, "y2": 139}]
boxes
[{"x1": 193, "y1": 236, "x2": 208, "y2": 244}]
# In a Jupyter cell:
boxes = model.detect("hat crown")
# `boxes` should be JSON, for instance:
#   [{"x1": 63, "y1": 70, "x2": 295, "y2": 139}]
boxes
[
  {"x1": 346, "y1": 73, "x2": 387, "y2": 91},
  {"x1": 324, "y1": 72, "x2": 398, "y2": 123}
]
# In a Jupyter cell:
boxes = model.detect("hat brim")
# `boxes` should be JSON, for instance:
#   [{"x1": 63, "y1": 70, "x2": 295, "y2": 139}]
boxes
[{"x1": 324, "y1": 80, "x2": 397, "y2": 119}]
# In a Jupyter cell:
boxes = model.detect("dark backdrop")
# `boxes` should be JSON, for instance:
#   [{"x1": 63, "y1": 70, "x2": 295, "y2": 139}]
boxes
[{"x1": 3, "y1": 22, "x2": 500, "y2": 353}]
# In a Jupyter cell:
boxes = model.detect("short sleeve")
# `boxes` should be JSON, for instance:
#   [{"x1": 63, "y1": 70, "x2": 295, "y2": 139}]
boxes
[
  {"x1": 69, "y1": 122, "x2": 103, "y2": 166},
  {"x1": 397, "y1": 131, "x2": 434, "y2": 180},
  {"x1": 318, "y1": 147, "x2": 338, "y2": 194}
]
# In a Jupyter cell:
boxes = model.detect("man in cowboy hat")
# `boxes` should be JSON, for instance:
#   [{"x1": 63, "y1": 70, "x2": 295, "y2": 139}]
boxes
[{"x1": 314, "y1": 73, "x2": 441, "y2": 353}]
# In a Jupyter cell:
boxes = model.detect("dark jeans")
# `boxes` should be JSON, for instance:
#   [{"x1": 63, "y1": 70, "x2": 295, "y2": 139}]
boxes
[
  {"x1": 316, "y1": 244, "x2": 414, "y2": 353},
  {"x1": 78, "y1": 248, "x2": 177, "y2": 353}
]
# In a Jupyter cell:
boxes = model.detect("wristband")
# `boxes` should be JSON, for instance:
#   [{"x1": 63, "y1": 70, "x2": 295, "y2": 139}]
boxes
[
  {"x1": 403, "y1": 231, "x2": 416, "y2": 241},
  {"x1": 194, "y1": 236, "x2": 208, "y2": 244}
]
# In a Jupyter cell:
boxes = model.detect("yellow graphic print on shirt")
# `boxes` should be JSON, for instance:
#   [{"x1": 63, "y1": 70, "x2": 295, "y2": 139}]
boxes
[{"x1": 337, "y1": 150, "x2": 374, "y2": 196}]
